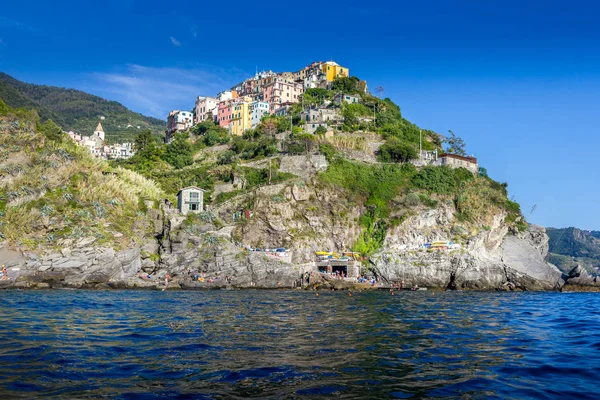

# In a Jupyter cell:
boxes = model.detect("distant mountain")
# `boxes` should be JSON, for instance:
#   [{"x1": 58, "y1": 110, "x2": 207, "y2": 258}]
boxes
[
  {"x1": 0, "y1": 72, "x2": 165, "y2": 142},
  {"x1": 546, "y1": 227, "x2": 600, "y2": 275}
]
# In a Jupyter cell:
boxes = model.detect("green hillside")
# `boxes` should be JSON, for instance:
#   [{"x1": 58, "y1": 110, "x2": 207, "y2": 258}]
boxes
[
  {"x1": 546, "y1": 227, "x2": 600, "y2": 274},
  {"x1": 0, "y1": 99, "x2": 164, "y2": 249},
  {"x1": 0, "y1": 73, "x2": 165, "y2": 143}
]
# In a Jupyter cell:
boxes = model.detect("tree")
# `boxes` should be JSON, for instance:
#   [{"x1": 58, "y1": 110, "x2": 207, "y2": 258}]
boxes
[
  {"x1": 260, "y1": 119, "x2": 278, "y2": 138},
  {"x1": 162, "y1": 132, "x2": 193, "y2": 169},
  {"x1": 378, "y1": 138, "x2": 418, "y2": 163},
  {"x1": 192, "y1": 120, "x2": 217, "y2": 136},
  {"x1": 39, "y1": 119, "x2": 64, "y2": 142},
  {"x1": 332, "y1": 76, "x2": 362, "y2": 94},
  {"x1": 315, "y1": 125, "x2": 327, "y2": 136},
  {"x1": 134, "y1": 129, "x2": 154, "y2": 152},
  {"x1": 202, "y1": 128, "x2": 230, "y2": 146},
  {"x1": 444, "y1": 130, "x2": 466, "y2": 156}
]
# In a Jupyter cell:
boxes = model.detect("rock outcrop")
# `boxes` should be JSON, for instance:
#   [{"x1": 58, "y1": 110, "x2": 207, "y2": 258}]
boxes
[
  {"x1": 0, "y1": 240, "x2": 141, "y2": 289},
  {"x1": 562, "y1": 264, "x2": 600, "y2": 291},
  {"x1": 0, "y1": 182, "x2": 593, "y2": 291},
  {"x1": 371, "y1": 218, "x2": 565, "y2": 291}
]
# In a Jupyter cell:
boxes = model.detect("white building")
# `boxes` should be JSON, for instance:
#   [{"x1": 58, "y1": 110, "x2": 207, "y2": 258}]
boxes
[
  {"x1": 177, "y1": 186, "x2": 205, "y2": 215},
  {"x1": 194, "y1": 96, "x2": 219, "y2": 124},
  {"x1": 94, "y1": 122, "x2": 105, "y2": 141},
  {"x1": 333, "y1": 93, "x2": 361, "y2": 105},
  {"x1": 216, "y1": 90, "x2": 235, "y2": 102},
  {"x1": 250, "y1": 101, "x2": 270, "y2": 128},
  {"x1": 166, "y1": 110, "x2": 194, "y2": 143}
]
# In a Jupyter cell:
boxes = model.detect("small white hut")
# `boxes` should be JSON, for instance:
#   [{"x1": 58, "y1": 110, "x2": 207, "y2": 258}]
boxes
[{"x1": 177, "y1": 186, "x2": 205, "y2": 215}]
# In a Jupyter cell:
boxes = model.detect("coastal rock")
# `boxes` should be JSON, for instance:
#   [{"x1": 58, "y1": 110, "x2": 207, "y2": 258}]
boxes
[
  {"x1": 371, "y1": 224, "x2": 565, "y2": 291},
  {"x1": 0, "y1": 246, "x2": 142, "y2": 289},
  {"x1": 563, "y1": 264, "x2": 600, "y2": 290}
]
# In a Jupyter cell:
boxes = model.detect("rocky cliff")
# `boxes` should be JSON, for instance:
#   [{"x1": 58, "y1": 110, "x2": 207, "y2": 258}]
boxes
[
  {"x1": 1, "y1": 179, "x2": 571, "y2": 291},
  {"x1": 0, "y1": 102, "x2": 585, "y2": 291}
]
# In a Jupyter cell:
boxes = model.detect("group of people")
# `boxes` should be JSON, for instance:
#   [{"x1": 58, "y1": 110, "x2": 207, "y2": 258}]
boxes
[
  {"x1": 135, "y1": 271, "x2": 171, "y2": 287},
  {"x1": 0, "y1": 264, "x2": 9, "y2": 280},
  {"x1": 183, "y1": 268, "x2": 233, "y2": 284},
  {"x1": 357, "y1": 276, "x2": 377, "y2": 286}
]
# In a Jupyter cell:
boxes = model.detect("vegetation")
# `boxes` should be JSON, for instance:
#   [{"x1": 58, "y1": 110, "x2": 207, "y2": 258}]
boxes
[
  {"x1": 0, "y1": 73, "x2": 165, "y2": 143},
  {"x1": 1, "y1": 68, "x2": 528, "y2": 262},
  {"x1": 546, "y1": 228, "x2": 600, "y2": 274},
  {"x1": 0, "y1": 99, "x2": 164, "y2": 249},
  {"x1": 444, "y1": 130, "x2": 467, "y2": 155}
]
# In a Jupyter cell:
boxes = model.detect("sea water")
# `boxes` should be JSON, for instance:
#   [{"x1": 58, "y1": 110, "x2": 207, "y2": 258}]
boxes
[{"x1": 0, "y1": 290, "x2": 599, "y2": 398}]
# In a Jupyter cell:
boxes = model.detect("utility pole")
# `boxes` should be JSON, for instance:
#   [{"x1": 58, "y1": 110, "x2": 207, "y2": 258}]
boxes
[{"x1": 419, "y1": 129, "x2": 422, "y2": 159}]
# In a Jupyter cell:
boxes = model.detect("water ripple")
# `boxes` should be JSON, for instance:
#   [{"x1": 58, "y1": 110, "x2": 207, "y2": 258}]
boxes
[{"x1": 0, "y1": 290, "x2": 599, "y2": 398}]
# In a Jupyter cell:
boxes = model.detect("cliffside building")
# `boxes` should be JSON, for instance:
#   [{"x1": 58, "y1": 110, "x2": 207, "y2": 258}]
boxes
[
  {"x1": 194, "y1": 96, "x2": 218, "y2": 123},
  {"x1": 166, "y1": 110, "x2": 194, "y2": 143},
  {"x1": 438, "y1": 154, "x2": 478, "y2": 174},
  {"x1": 177, "y1": 186, "x2": 205, "y2": 215},
  {"x1": 322, "y1": 61, "x2": 349, "y2": 82}
]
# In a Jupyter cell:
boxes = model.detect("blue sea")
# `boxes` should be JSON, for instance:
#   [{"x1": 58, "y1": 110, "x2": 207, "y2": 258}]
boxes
[{"x1": 0, "y1": 290, "x2": 599, "y2": 399}]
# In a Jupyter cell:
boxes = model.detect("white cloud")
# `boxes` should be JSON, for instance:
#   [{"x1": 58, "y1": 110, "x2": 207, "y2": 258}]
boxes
[
  {"x1": 170, "y1": 36, "x2": 181, "y2": 46},
  {"x1": 85, "y1": 64, "x2": 248, "y2": 119}
]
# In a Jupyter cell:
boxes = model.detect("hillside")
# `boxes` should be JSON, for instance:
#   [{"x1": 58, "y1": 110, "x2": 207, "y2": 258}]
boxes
[
  {"x1": 114, "y1": 75, "x2": 528, "y2": 262},
  {"x1": 0, "y1": 73, "x2": 165, "y2": 143},
  {"x1": 546, "y1": 227, "x2": 600, "y2": 274},
  {"x1": 0, "y1": 99, "x2": 164, "y2": 250},
  {"x1": 1, "y1": 74, "x2": 569, "y2": 291}
]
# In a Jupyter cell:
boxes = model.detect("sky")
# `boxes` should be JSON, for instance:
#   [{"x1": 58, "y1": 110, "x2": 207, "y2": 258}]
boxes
[{"x1": 1, "y1": 0, "x2": 599, "y2": 230}]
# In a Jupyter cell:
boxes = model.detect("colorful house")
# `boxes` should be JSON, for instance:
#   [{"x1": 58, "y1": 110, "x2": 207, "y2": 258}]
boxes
[
  {"x1": 218, "y1": 100, "x2": 234, "y2": 128},
  {"x1": 166, "y1": 110, "x2": 194, "y2": 143},
  {"x1": 321, "y1": 61, "x2": 349, "y2": 82},
  {"x1": 263, "y1": 78, "x2": 303, "y2": 112},
  {"x1": 230, "y1": 100, "x2": 252, "y2": 136},
  {"x1": 194, "y1": 96, "x2": 219, "y2": 123},
  {"x1": 250, "y1": 101, "x2": 270, "y2": 128}
]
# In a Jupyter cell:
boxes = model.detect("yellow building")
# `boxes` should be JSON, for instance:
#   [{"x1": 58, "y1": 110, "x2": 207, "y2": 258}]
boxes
[
  {"x1": 321, "y1": 61, "x2": 349, "y2": 81},
  {"x1": 230, "y1": 97, "x2": 253, "y2": 136}
]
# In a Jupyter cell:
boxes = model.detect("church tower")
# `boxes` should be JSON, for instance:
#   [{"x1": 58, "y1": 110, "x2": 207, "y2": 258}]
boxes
[{"x1": 94, "y1": 122, "x2": 105, "y2": 141}]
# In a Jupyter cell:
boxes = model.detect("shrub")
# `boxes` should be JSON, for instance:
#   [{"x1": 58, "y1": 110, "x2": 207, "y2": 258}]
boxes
[
  {"x1": 217, "y1": 150, "x2": 236, "y2": 165},
  {"x1": 203, "y1": 129, "x2": 230, "y2": 146},
  {"x1": 405, "y1": 193, "x2": 421, "y2": 206},
  {"x1": 378, "y1": 138, "x2": 418, "y2": 163},
  {"x1": 411, "y1": 166, "x2": 472, "y2": 195}
]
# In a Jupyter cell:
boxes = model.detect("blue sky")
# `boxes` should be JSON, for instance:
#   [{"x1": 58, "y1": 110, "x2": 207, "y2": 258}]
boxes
[{"x1": 1, "y1": 0, "x2": 599, "y2": 230}]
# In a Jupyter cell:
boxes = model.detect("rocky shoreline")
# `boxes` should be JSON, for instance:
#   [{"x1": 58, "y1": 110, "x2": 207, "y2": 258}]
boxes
[
  {"x1": 1, "y1": 193, "x2": 598, "y2": 292},
  {"x1": 1, "y1": 224, "x2": 598, "y2": 292}
]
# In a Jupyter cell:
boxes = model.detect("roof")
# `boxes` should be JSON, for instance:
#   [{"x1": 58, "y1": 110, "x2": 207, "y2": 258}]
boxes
[
  {"x1": 439, "y1": 153, "x2": 477, "y2": 163},
  {"x1": 177, "y1": 186, "x2": 206, "y2": 194},
  {"x1": 95, "y1": 122, "x2": 104, "y2": 133}
]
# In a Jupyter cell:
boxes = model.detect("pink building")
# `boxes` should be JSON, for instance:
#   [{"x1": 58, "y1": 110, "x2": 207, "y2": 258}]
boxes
[
  {"x1": 194, "y1": 96, "x2": 218, "y2": 124},
  {"x1": 262, "y1": 78, "x2": 304, "y2": 112},
  {"x1": 218, "y1": 100, "x2": 234, "y2": 128}
]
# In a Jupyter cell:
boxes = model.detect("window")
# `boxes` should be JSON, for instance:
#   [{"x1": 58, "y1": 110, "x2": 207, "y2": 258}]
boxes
[
  {"x1": 189, "y1": 203, "x2": 198, "y2": 211},
  {"x1": 190, "y1": 191, "x2": 199, "y2": 201}
]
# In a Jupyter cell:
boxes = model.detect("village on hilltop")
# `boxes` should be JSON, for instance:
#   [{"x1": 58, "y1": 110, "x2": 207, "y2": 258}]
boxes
[
  {"x1": 165, "y1": 60, "x2": 478, "y2": 175},
  {"x1": 67, "y1": 122, "x2": 135, "y2": 159},
  {"x1": 166, "y1": 60, "x2": 361, "y2": 141}
]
